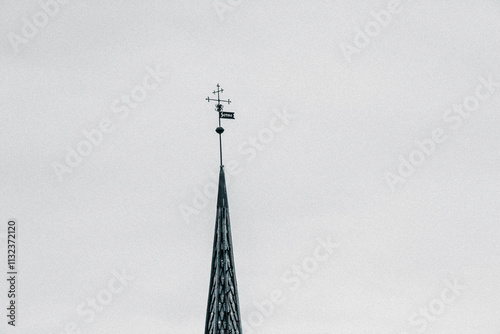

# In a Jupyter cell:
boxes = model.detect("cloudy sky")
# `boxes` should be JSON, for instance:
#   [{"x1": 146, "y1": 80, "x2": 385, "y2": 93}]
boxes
[{"x1": 1, "y1": 0, "x2": 500, "y2": 333}]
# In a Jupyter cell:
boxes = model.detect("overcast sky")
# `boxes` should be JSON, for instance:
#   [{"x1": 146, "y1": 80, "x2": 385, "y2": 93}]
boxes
[{"x1": 1, "y1": 0, "x2": 500, "y2": 333}]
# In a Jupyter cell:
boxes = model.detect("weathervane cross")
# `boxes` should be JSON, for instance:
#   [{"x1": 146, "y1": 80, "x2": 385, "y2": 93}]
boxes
[{"x1": 206, "y1": 84, "x2": 235, "y2": 167}]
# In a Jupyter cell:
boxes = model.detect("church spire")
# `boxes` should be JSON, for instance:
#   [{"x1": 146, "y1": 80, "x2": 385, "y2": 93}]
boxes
[{"x1": 204, "y1": 85, "x2": 243, "y2": 334}]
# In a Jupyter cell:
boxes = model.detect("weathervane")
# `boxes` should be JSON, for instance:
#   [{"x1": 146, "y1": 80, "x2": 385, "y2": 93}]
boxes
[{"x1": 206, "y1": 84, "x2": 235, "y2": 167}]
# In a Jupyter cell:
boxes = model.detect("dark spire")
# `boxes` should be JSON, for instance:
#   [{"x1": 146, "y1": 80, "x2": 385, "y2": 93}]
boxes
[
  {"x1": 217, "y1": 166, "x2": 229, "y2": 209},
  {"x1": 203, "y1": 170, "x2": 243, "y2": 333},
  {"x1": 204, "y1": 85, "x2": 242, "y2": 333}
]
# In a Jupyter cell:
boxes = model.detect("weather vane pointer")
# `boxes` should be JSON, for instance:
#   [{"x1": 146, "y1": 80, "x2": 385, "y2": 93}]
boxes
[{"x1": 206, "y1": 84, "x2": 235, "y2": 167}]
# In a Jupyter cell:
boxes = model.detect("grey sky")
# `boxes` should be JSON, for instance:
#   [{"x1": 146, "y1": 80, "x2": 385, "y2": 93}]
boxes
[{"x1": 0, "y1": 0, "x2": 499, "y2": 333}]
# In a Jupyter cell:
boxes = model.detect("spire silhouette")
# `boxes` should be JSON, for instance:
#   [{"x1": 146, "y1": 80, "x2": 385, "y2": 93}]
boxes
[
  {"x1": 204, "y1": 85, "x2": 243, "y2": 334},
  {"x1": 204, "y1": 167, "x2": 243, "y2": 334}
]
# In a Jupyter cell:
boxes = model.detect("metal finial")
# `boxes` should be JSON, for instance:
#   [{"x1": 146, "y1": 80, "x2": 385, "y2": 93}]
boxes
[{"x1": 206, "y1": 84, "x2": 235, "y2": 167}]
